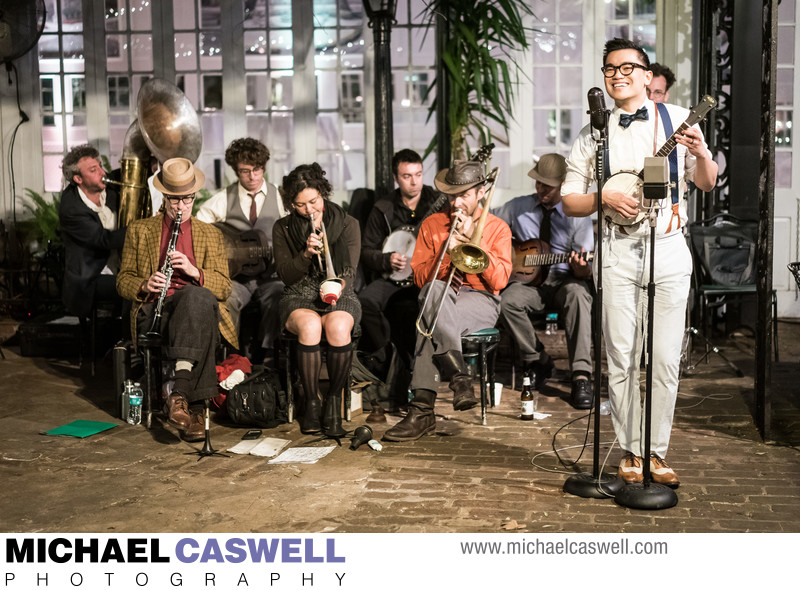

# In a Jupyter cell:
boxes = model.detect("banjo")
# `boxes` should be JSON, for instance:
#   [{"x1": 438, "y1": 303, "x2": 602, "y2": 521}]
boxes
[
  {"x1": 381, "y1": 193, "x2": 448, "y2": 287},
  {"x1": 602, "y1": 95, "x2": 717, "y2": 226}
]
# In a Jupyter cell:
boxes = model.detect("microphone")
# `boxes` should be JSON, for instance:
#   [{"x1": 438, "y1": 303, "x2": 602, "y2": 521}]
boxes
[
  {"x1": 642, "y1": 156, "x2": 670, "y2": 204},
  {"x1": 587, "y1": 87, "x2": 607, "y2": 132}
]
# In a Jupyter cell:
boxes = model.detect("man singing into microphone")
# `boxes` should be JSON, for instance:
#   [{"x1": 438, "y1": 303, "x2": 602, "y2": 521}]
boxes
[
  {"x1": 562, "y1": 38, "x2": 718, "y2": 487},
  {"x1": 383, "y1": 160, "x2": 511, "y2": 442}
]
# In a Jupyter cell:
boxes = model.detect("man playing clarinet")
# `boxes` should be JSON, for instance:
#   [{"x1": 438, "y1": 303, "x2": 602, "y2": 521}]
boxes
[{"x1": 117, "y1": 158, "x2": 237, "y2": 442}]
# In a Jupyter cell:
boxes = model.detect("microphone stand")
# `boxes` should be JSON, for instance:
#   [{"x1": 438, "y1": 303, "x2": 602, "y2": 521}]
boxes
[
  {"x1": 614, "y1": 179, "x2": 678, "y2": 509},
  {"x1": 563, "y1": 108, "x2": 624, "y2": 499}
]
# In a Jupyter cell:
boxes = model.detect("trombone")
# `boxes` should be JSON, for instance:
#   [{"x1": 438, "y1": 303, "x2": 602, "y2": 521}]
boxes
[{"x1": 416, "y1": 167, "x2": 499, "y2": 339}]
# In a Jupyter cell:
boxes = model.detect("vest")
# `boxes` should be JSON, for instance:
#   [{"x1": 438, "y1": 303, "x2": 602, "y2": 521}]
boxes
[{"x1": 224, "y1": 182, "x2": 281, "y2": 278}]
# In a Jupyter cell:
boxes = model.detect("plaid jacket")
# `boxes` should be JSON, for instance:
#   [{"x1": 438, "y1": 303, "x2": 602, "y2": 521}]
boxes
[{"x1": 117, "y1": 213, "x2": 238, "y2": 349}]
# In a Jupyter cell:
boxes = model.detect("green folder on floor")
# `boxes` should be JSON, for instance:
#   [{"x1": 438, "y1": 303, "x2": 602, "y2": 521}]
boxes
[{"x1": 43, "y1": 420, "x2": 117, "y2": 438}]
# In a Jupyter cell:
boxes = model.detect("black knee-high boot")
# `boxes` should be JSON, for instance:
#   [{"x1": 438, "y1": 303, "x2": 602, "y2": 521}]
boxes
[
  {"x1": 296, "y1": 343, "x2": 322, "y2": 434},
  {"x1": 323, "y1": 342, "x2": 352, "y2": 437}
]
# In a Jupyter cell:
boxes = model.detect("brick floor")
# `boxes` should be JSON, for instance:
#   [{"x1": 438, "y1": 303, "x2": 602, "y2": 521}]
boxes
[{"x1": 0, "y1": 319, "x2": 798, "y2": 533}]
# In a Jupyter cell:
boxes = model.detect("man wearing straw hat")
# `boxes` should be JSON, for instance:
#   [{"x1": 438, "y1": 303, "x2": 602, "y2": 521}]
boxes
[
  {"x1": 117, "y1": 157, "x2": 238, "y2": 442},
  {"x1": 493, "y1": 153, "x2": 595, "y2": 410},
  {"x1": 383, "y1": 160, "x2": 512, "y2": 442}
]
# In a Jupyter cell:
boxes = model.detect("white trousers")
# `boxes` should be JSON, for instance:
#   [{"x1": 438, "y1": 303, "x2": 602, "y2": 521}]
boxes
[{"x1": 600, "y1": 229, "x2": 691, "y2": 459}]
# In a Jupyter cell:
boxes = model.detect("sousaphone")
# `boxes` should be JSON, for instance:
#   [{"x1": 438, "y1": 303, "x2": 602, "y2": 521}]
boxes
[{"x1": 111, "y1": 79, "x2": 203, "y2": 228}]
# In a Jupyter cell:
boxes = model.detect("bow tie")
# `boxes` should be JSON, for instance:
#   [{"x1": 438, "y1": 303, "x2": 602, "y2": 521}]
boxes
[{"x1": 618, "y1": 107, "x2": 649, "y2": 129}]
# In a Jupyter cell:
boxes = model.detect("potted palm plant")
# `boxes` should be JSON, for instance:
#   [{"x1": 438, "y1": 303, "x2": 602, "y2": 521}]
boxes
[{"x1": 423, "y1": 0, "x2": 532, "y2": 162}]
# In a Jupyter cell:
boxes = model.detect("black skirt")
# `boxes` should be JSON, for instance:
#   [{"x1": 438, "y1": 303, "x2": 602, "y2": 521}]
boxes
[{"x1": 279, "y1": 273, "x2": 361, "y2": 329}]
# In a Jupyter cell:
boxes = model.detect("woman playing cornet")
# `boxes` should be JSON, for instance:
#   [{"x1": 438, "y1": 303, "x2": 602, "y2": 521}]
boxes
[{"x1": 272, "y1": 163, "x2": 361, "y2": 437}]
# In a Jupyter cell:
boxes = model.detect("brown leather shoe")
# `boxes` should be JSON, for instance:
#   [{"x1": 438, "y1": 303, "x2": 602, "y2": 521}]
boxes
[
  {"x1": 165, "y1": 393, "x2": 192, "y2": 429},
  {"x1": 618, "y1": 452, "x2": 644, "y2": 484},
  {"x1": 650, "y1": 455, "x2": 680, "y2": 488},
  {"x1": 182, "y1": 410, "x2": 205, "y2": 442},
  {"x1": 383, "y1": 390, "x2": 436, "y2": 442},
  {"x1": 450, "y1": 375, "x2": 478, "y2": 411}
]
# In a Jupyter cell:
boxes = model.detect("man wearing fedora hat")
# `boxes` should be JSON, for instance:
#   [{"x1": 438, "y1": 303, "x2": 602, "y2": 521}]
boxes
[
  {"x1": 117, "y1": 157, "x2": 238, "y2": 442},
  {"x1": 493, "y1": 153, "x2": 595, "y2": 409},
  {"x1": 383, "y1": 160, "x2": 512, "y2": 442}
]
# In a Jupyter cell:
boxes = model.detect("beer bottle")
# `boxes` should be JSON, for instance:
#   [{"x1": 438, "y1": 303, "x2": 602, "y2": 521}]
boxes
[{"x1": 520, "y1": 376, "x2": 534, "y2": 421}]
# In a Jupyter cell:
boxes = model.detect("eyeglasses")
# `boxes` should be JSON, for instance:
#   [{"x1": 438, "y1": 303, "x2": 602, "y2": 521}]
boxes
[
  {"x1": 647, "y1": 88, "x2": 667, "y2": 97},
  {"x1": 601, "y1": 62, "x2": 648, "y2": 78},
  {"x1": 165, "y1": 194, "x2": 196, "y2": 205},
  {"x1": 236, "y1": 167, "x2": 263, "y2": 177}
]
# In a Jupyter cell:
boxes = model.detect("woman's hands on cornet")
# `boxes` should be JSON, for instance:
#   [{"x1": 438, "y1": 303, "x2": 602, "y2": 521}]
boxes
[{"x1": 304, "y1": 230, "x2": 323, "y2": 260}]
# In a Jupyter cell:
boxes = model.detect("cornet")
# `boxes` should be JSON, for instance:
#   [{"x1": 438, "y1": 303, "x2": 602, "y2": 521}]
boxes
[
  {"x1": 310, "y1": 213, "x2": 344, "y2": 305},
  {"x1": 416, "y1": 167, "x2": 499, "y2": 339}
]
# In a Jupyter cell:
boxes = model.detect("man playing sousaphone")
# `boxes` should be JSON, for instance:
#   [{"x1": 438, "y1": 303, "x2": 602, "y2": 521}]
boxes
[
  {"x1": 383, "y1": 160, "x2": 512, "y2": 442},
  {"x1": 196, "y1": 138, "x2": 286, "y2": 363},
  {"x1": 358, "y1": 149, "x2": 441, "y2": 382}
]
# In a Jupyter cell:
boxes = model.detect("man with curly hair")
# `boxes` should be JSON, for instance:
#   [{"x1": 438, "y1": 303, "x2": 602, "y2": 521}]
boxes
[
  {"x1": 59, "y1": 144, "x2": 126, "y2": 319},
  {"x1": 197, "y1": 137, "x2": 286, "y2": 362}
]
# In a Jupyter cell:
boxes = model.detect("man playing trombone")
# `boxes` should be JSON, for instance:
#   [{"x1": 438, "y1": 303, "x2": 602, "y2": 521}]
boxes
[{"x1": 383, "y1": 160, "x2": 512, "y2": 442}]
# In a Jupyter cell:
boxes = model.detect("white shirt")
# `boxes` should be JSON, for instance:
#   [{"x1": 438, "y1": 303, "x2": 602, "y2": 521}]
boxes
[
  {"x1": 196, "y1": 180, "x2": 286, "y2": 224},
  {"x1": 563, "y1": 98, "x2": 708, "y2": 237},
  {"x1": 77, "y1": 186, "x2": 118, "y2": 274}
]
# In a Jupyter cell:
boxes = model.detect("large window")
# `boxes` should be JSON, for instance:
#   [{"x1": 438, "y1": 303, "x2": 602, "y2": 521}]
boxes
[
  {"x1": 104, "y1": 0, "x2": 155, "y2": 167},
  {"x1": 39, "y1": 0, "x2": 87, "y2": 192}
]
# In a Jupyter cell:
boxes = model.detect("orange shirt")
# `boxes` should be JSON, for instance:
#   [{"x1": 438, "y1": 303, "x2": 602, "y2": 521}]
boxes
[{"x1": 411, "y1": 209, "x2": 512, "y2": 294}]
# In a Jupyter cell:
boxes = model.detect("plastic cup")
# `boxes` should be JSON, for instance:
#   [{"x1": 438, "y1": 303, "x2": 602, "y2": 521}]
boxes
[{"x1": 493, "y1": 382, "x2": 503, "y2": 405}]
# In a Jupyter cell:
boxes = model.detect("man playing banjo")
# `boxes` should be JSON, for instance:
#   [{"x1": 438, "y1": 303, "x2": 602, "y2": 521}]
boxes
[
  {"x1": 562, "y1": 38, "x2": 718, "y2": 488},
  {"x1": 358, "y1": 149, "x2": 441, "y2": 383}
]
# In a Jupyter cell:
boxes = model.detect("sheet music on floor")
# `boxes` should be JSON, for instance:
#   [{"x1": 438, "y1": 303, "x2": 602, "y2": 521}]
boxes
[
  {"x1": 228, "y1": 437, "x2": 290, "y2": 457},
  {"x1": 268, "y1": 446, "x2": 336, "y2": 464}
]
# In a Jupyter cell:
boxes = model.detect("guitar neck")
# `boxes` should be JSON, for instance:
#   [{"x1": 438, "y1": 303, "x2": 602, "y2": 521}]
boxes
[
  {"x1": 523, "y1": 251, "x2": 573, "y2": 267},
  {"x1": 655, "y1": 121, "x2": 692, "y2": 158}
]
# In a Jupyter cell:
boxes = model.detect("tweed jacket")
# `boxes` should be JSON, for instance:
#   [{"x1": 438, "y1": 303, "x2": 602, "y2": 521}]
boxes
[{"x1": 116, "y1": 213, "x2": 238, "y2": 349}]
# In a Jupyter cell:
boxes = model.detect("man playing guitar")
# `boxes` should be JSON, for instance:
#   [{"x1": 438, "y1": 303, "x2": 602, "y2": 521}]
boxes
[
  {"x1": 493, "y1": 153, "x2": 595, "y2": 409},
  {"x1": 196, "y1": 138, "x2": 286, "y2": 363},
  {"x1": 358, "y1": 149, "x2": 441, "y2": 383}
]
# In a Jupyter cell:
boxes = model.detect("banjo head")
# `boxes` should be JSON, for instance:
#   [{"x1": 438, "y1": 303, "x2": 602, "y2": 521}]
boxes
[
  {"x1": 602, "y1": 171, "x2": 647, "y2": 226},
  {"x1": 382, "y1": 226, "x2": 416, "y2": 283}
]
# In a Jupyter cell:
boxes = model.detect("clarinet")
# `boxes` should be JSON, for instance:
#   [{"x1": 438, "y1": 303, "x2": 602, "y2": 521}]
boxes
[{"x1": 148, "y1": 209, "x2": 182, "y2": 334}]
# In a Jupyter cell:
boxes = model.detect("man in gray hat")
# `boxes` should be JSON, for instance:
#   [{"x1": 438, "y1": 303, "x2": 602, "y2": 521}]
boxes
[
  {"x1": 383, "y1": 160, "x2": 512, "y2": 442},
  {"x1": 493, "y1": 153, "x2": 595, "y2": 409}
]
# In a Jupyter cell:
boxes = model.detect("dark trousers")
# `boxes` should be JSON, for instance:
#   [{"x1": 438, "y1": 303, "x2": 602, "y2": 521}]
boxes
[
  {"x1": 138, "y1": 285, "x2": 220, "y2": 402},
  {"x1": 358, "y1": 277, "x2": 419, "y2": 364}
]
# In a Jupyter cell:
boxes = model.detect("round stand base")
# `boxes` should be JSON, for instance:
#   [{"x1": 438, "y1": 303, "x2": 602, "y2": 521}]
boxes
[
  {"x1": 563, "y1": 472, "x2": 624, "y2": 499},
  {"x1": 614, "y1": 482, "x2": 678, "y2": 510}
]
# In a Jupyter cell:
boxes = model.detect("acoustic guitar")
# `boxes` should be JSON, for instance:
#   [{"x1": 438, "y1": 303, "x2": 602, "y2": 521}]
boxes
[
  {"x1": 214, "y1": 222, "x2": 272, "y2": 279},
  {"x1": 510, "y1": 238, "x2": 594, "y2": 286}
]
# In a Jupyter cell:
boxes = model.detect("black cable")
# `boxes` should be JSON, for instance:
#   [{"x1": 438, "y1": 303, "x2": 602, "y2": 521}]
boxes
[
  {"x1": 6, "y1": 61, "x2": 31, "y2": 225},
  {"x1": 550, "y1": 406, "x2": 593, "y2": 469}
]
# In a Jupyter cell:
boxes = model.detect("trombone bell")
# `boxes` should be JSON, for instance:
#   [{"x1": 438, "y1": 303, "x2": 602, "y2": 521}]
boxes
[{"x1": 450, "y1": 243, "x2": 489, "y2": 274}]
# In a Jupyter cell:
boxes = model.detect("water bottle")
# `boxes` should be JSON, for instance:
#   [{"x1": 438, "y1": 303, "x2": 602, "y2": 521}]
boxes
[
  {"x1": 520, "y1": 376, "x2": 534, "y2": 421},
  {"x1": 545, "y1": 312, "x2": 558, "y2": 335},
  {"x1": 600, "y1": 400, "x2": 611, "y2": 415},
  {"x1": 121, "y1": 379, "x2": 132, "y2": 422},
  {"x1": 127, "y1": 382, "x2": 143, "y2": 425}
]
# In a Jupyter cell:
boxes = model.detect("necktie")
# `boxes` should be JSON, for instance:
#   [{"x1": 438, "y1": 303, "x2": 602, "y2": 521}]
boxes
[
  {"x1": 539, "y1": 205, "x2": 552, "y2": 245},
  {"x1": 248, "y1": 193, "x2": 258, "y2": 225},
  {"x1": 618, "y1": 106, "x2": 649, "y2": 129}
]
